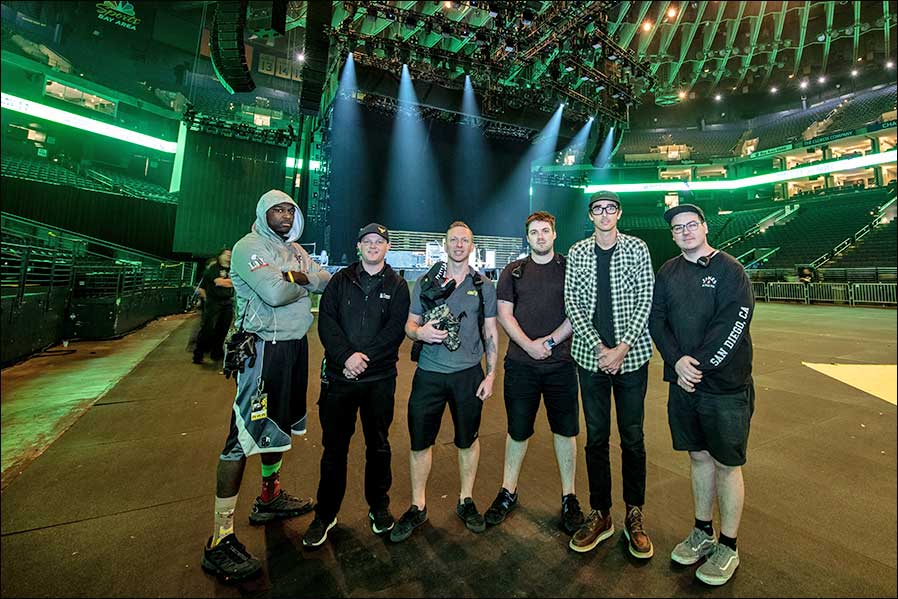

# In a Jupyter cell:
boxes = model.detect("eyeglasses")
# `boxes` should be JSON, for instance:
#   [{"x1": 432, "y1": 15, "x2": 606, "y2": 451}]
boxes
[
  {"x1": 670, "y1": 221, "x2": 702, "y2": 235},
  {"x1": 590, "y1": 204, "x2": 619, "y2": 215}
]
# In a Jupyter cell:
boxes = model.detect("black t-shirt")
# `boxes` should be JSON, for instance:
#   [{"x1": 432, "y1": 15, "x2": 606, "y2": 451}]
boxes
[
  {"x1": 593, "y1": 243, "x2": 616, "y2": 347},
  {"x1": 201, "y1": 262, "x2": 234, "y2": 307},
  {"x1": 496, "y1": 255, "x2": 571, "y2": 365},
  {"x1": 649, "y1": 251, "x2": 754, "y2": 393}
]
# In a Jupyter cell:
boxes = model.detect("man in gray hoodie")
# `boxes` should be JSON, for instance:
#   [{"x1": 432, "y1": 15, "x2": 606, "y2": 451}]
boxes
[{"x1": 201, "y1": 189, "x2": 330, "y2": 583}]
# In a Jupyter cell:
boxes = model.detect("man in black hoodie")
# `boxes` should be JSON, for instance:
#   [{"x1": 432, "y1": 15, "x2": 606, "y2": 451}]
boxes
[
  {"x1": 302, "y1": 223, "x2": 411, "y2": 548},
  {"x1": 649, "y1": 204, "x2": 754, "y2": 587}
]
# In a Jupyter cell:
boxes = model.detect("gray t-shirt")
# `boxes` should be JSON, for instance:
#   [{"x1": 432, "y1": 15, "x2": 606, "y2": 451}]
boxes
[{"x1": 410, "y1": 268, "x2": 498, "y2": 374}]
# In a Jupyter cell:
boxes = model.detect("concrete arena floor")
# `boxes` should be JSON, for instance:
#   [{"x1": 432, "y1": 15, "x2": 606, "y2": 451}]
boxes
[{"x1": 1, "y1": 303, "x2": 895, "y2": 598}]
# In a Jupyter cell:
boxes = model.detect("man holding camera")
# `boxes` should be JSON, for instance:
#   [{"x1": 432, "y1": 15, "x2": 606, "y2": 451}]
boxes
[
  {"x1": 201, "y1": 190, "x2": 330, "y2": 584},
  {"x1": 390, "y1": 221, "x2": 499, "y2": 542}
]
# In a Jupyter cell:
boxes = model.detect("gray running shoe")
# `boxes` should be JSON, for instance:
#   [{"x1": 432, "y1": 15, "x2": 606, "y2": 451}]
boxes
[
  {"x1": 696, "y1": 543, "x2": 740, "y2": 586},
  {"x1": 671, "y1": 527, "x2": 716, "y2": 565}
]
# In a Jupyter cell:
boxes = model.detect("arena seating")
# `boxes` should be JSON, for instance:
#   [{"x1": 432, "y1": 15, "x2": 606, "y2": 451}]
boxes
[
  {"x1": 618, "y1": 126, "x2": 743, "y2": 160},
  {"x1": 619, "y1": 86, "x2": 896, "y2": 160},
  {"x1": 85, "y1": 167, "x2": 177, "y2": 204},
  {"x1": 1, "y1": 155, "x2": 107, "y2": 191},
  {"x1": 826, "y1": 218, "x2": 897, "y2": 268},
  {"x1": 707, "y1": 207, "x2": 779, "y2": 244},
  {"x1": 827, "y1": 84, "x2": 897, "y2": 133},
  {"x1": 725, "y1": 187, "x2": 890, "y2": 268}
]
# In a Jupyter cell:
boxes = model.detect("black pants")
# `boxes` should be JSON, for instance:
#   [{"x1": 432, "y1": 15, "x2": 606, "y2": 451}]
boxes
[
  {"x1": 194, "y1": 303, "x2": 233, "y2": 361},
  {"x1": 314, "y1": 376, "x2": 396, "y2": 522},
  {"x1": 578, "y1": 363, "x2": 648, "y2": 512}
]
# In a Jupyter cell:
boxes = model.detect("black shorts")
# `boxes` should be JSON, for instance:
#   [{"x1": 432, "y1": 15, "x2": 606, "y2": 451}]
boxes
[
  {"x1": 503, "y1": 359, "x2": 579, "y2": 441},
  {"x1": 667, "y1": 383, "x2": 755, "y2": 467},
  {"x1": 220, "y1": 337, "x2": 309, "y2": 460},
  {"x1": 408, "y1": 365, "x2": 484, "y2": 451}
]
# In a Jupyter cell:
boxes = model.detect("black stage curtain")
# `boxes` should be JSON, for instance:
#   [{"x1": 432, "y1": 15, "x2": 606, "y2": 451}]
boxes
[
  {"x1": 1, "y1": 178, "x2": 175, "y2": 257},
  {"x1": 172, "y1": 131, "x2": 286, "y2": 257}
]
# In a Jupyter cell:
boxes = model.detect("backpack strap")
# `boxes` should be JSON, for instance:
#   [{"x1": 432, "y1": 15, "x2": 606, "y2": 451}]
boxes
[{"x1": 472, "y1": 271, "x2": 486, "y2": 352}]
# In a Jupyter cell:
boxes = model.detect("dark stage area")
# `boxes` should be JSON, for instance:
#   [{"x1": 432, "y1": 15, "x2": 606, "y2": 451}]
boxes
[{"x1": 1, "y1": 303, "x2": 895, "y2": 598}]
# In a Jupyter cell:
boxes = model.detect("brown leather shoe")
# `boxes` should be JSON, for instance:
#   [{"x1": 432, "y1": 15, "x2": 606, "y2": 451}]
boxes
[
  {"x1": 569, "y1": 509, "x2": 614, "y2": 553},
  {"x1": 624, "y1": 505, "x2": 654, "y2": 559}
]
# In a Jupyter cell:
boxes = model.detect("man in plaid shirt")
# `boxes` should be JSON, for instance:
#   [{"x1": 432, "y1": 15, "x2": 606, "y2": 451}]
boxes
[{"x1": 564, "y1": 191, "x2": 655, "y2": 559}]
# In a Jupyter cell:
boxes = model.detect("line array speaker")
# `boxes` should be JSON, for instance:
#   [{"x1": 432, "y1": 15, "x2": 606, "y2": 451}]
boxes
[
  {"x1": 298, "y1": 2, "x2": 333, "y2": 115},
  {"x1": 209, "y1": 0, "x2": 256, "y2": 94}
]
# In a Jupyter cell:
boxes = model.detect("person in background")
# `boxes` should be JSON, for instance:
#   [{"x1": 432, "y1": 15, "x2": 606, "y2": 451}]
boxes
[{"x1": 193, "y1": 249, "x2": 234, "y2": 365}]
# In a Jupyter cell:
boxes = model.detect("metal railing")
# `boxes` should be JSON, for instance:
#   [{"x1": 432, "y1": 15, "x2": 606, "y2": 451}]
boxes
[
  {"x1": 751, "y1": 281, "x2": 896, "y2": 306},
  {"x1": 1, "y1": 242, "x2": 75, "y2": 305},
  {"x1": 808, "y1": 282, "x2": 851, "y2": 304},
  {"x1": 1, "y1": 212, "x2": 174, "y2": 268},
  {"x1": 853, "y1": 283, "x2": 897, "y2": 306},
  {"x1": 747, "y1": 266, "x2": 896, "y2": 283},
  {"x1": 766, "y1": 282, "x2": 809, "y2": 302},
  {"x1": 72, "y1": 262, "x2": 193, "y2": 298},
  {"x1": 751, "y1": 281, "x2": 767, "y2": 301}
]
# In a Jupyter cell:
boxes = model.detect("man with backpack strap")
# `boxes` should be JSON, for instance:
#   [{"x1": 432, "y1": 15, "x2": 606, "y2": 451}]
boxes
[
  {"x1": 390, "y1": 221, "x2": 499, "y2": 542},
  {"x1": 485, "y1": 211, "x2": 585, "y2": 535}
]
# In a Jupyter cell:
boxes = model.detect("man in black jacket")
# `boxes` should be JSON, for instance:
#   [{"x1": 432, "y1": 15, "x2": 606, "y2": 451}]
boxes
[
  {"x1": 302, "y1": 223, "x2": 411, "y2": 548},
  {"x1": 192, "y1": 248, "x2": 234, "y2": 365},
  {"x1": 649, "y1": 204, "x2": 754, "y2": 587}
]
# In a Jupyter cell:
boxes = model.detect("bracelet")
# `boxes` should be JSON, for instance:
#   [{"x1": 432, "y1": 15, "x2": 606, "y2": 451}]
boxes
[{"x1": 287, "y1": 271, "x2": 295, "y2": 283}]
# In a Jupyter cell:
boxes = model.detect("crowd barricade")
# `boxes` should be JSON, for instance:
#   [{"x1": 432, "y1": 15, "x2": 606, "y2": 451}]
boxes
[
  {"x1": 752, "y1": 281, "x2": 896, "y2": 307},
  {"x1": 852, "y1": 283, "x2": 897, "y2": 306}
]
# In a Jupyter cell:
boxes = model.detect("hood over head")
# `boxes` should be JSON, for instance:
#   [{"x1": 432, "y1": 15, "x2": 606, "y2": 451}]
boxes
[{"x1": 255, "y1": 189, "x2": 304, "y2": 243}]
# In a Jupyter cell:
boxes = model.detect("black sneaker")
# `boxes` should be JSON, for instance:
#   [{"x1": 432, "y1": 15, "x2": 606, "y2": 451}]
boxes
[
  {"x1": 561, "y1": 493, "x2": 585, "y2": 535},
  {"x1": 248, "y1": 490, "x2": 313, "y2": 524},
  {"x1": 484, "y1": 488, "x2": 518, "y2": 527},
  {"x1": 201, "y1": 534, "x2": 262, "y2": 584},
  {"x1": 302, "y1": 516, "x2": 337, "y2": 548},
  {"x1": 369, "y1": 508, "x2": 395, "y2": 534},
  {"x1": 456, "y1": 497, "x2": 486, "y2": 533},
  {"x1": 389, "y1": 505, "x2": 428, "y2": 543}
]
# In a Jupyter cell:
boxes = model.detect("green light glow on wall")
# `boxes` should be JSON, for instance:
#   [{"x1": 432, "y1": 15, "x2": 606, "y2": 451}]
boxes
[
  {"x1": 1, "y1": 93, "x2": 178, "y2": 153},
  {"x1": 582, "y1": 150, "x2": 897, "y2": 194},
  {"x1": 286, "y1": 157, "x2": 321, "y2": 170}
]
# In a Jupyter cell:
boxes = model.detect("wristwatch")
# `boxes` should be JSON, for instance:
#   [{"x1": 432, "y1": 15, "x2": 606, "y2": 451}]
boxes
[{"x1": 544, "y1": 337, "x2": 557, "y2": 350}]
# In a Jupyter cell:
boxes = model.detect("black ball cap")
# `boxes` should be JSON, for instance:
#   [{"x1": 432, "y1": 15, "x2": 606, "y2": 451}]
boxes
[
  {"x1": 663, "y1": 203, "x2": 706, "y2": 224},
  {"x1": 588, "y1": 191, "x2": 621, "y2": 210},
  {"x1": 358, "y1": 223, "x2": 389, "y2": 242}
]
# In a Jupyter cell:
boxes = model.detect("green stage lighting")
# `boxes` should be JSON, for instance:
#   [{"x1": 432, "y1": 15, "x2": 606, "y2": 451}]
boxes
[{"x1": 1, "y1": 93, "x2": 178, "y2": 153}]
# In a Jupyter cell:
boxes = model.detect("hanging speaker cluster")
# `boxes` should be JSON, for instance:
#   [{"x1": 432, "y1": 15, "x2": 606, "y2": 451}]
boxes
[
  {"x1": 209, "y1": 0, "x2": 256, "y2": 94},
  {"x1": 298, "y1": 2, "x2": 332, "y2": 115}
]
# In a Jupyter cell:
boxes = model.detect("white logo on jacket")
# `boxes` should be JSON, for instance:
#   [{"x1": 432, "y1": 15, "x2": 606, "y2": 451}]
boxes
[{"x1": 702, "y1": 276, "x2": 717, "y2": 289}]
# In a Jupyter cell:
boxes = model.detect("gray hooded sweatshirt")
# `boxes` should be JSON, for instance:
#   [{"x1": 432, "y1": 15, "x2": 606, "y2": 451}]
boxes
[{"x1": 230, "y1": 189, "x2": 330, "y2": 341}]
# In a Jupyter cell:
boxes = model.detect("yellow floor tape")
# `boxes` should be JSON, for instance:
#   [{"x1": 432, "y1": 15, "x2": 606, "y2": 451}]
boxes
[{"x1": 802, "y1": 363, "x2": 897, "y2": 405}]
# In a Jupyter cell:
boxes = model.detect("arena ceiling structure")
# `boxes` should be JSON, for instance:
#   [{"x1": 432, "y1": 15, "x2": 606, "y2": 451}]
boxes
[{"x1": 225, "y1": 1, "x2": 896, "y2": 129}]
